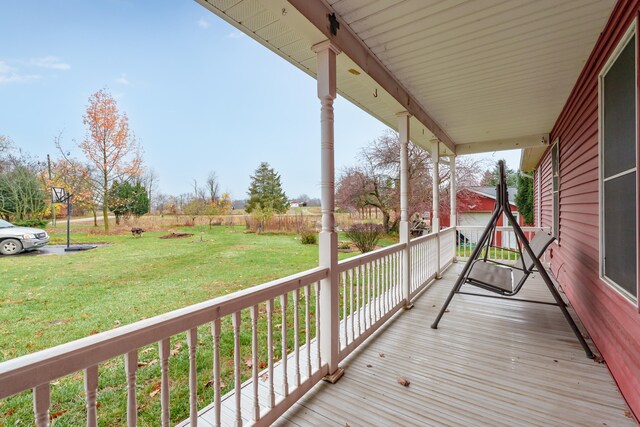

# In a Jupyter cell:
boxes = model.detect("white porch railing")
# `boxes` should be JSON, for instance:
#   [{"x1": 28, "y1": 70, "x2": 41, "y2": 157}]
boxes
[
  {"x1": 456, "y1": 226, "x2": 550, "y2": 262},
  {"x1": 337, "y1": 243, "x2": 405, "y2": 361},
  {"x1": 439, "y1": 227, "x2": 456, "y2": 270},
  {"x1": 0, "y1": 233, "x2": 456, "y2": 426},
  {"x1": 409, "y1": 232, "x2": 437, "y2": 298},
  {"x1": 0, "y1": 267, "x2": 329, "y2": 427}
]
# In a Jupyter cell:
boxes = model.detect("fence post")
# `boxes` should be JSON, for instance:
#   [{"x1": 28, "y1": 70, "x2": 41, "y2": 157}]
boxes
[
  {"x1": 313, "y1": 40, "x2": 344, "y2": 383},
  {"x1": 397, "y1": 112, "x2": 413, "y2": 308}
]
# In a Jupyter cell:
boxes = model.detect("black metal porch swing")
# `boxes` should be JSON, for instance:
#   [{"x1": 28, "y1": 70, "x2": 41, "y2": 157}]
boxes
[{"x1": 430, "y1": 161, "x2": 594, "y2": 359}]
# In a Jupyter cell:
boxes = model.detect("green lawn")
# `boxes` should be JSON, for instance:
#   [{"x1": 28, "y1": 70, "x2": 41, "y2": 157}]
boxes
[{"x1": 0, "y1": 225, "x2": 396, "y2": 425}]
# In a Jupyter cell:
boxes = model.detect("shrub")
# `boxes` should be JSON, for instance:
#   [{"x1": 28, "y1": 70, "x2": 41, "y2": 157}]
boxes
[
  {"x1": 338, "y1": 241, "x2": 351, "y2": 250},
  {"x1": 300, "y1": 231, "x2": 317, "y2": 245},
  {"x1": 345, "y1": 223, "x2": 384, "y2": 253},
  {"x1": 13, "y1": 219, "x2": 48, "y2": 228}
]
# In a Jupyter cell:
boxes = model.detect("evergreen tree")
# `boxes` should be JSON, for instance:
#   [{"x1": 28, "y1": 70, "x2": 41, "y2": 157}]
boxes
[
  {"x1": 515, "y1": 173, "x2": 534, "y2": 225},
  {"x1": 481, "y1": 160, "x2": 518, "y2": 187},
  {"x1": 108, "y1": 181, "x2": 133, "y2": 224},
  {"x1": 131, "y1": 182, "x2": 150, "y2": 218},
  {"x1": 245, "y1": 162, "x2": 289, "y2": 214}
]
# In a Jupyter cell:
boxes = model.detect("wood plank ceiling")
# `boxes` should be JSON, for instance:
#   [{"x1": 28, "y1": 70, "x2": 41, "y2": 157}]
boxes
[{"x1": 198, "y1": 0, "x2": 615, "y2": 160}]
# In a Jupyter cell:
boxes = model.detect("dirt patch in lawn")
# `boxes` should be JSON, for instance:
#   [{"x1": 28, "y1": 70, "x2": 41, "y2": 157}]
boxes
[{"x1": 159, "y1": 232, "x2": 194, "y2": 239}]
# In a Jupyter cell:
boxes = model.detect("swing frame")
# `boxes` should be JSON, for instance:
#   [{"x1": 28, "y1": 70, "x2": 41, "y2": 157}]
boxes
[{"x1": 430, "y1": 161, "x2": 594, "y2": 359}]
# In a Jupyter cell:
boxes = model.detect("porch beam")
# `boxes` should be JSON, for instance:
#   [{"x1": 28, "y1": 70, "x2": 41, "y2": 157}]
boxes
[
  {"x1": 432, "y1": 140, "x2": 441, "y2": 279},
  {"x1": 455, "y1": 134, "x2": 549, "y2": 155},
  {"x1": 313, "y1": 39, "x2": 344, "y2": 383},
  {"x1": 397, "y1": 111, "x2": 412, "y2": 308},
  {"x1": 288, "y1": 0, "x2": 457, "y2": 154}
]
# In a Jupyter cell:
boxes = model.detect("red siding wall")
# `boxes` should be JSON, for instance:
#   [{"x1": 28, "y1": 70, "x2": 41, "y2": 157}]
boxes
[{"x1": 538, "y1": 0, "x2": 640, "y2": 417}]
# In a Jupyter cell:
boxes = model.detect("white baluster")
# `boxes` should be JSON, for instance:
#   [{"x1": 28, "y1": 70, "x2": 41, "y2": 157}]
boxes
[
  {"x1": 232, "y1": 311, "x2": 242, "y2": 426},
  {"x1": 159, "y1": 338, "x2": 170, "y2": 427},
  {"x1": 212, "y1": 318, "x2": 221, "y2": 427},
  {"x1": 315, "y1": 281, "x2": 321, "y2": 369},
  {"x1": 376, "y1": 258, "x2": 381, "y2": 319},
  {"x1": 355, "y1": 266, "x2": 361, "y2": 336},
  {"x1": 125, "y1": 350, "x2": 138, "y2": 426},
  {"x1": 280, "y1": 294, "x2": 289, "y2": 397},
  {"x1": 293, "y1": 288, "x2": 301, "y2": 387},
  {"x1": 266, "y1": 299, "x2": 275, "y2": 408},
  {"x1": 304, "y1": 285, "x2": 312, "y2": 378},
  {"x1": 33, "y1": 383, "x2": 50, "y2": 427},
  {"x1": 250, "y1": 305, "x2": 260, "y2": 422},
  {"x1": 367, "y1": 262, "x2": 372, "y2": 328},
  {"x1": 342, "y1": 271, "x2": 347, "y2": 348},
  {"x1": 85, "y1": 365, "x2": 98, "y2": 427},
  {"x1": 187, "y1": 328, "x2": 198, "y2": 426},
  {"x1": 349, "y1": 269, "x2": 354, "y2": 341}
]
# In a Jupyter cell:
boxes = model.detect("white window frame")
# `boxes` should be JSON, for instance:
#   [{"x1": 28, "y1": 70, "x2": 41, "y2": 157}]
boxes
[{"x1": 598, "y1": 21, "x2": 639, "y2": 305}]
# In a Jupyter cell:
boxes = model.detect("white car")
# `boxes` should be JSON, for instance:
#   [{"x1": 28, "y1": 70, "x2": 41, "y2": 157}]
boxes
[{"x1": 0, "y1": 219, "x2": 50, "y2": 255}]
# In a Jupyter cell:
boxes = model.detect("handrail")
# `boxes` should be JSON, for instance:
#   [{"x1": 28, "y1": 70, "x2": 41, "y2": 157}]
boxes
[
  {"x1": 337, "y1": 242, "x2": 405, "y2": 273},
  {"x1": 408, "y1": 230, "x2": 437, "y2": 247},
  {"x1": 0, "y1": 266, "x2": 329, "y2": 399},
  {"x1": 457, "y1": 225, "x2": 549, "y2": 232}
]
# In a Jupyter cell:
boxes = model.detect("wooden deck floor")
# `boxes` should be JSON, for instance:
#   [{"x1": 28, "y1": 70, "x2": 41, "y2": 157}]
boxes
[{"x1": 274, "y1": 263, "x2": 635, "y2": 427}]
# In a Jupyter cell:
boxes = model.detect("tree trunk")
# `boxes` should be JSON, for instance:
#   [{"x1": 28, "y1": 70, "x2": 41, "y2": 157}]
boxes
[
  {"x1": 382, "y1": 211, "x2": 391, "y2": 234},
  {"x1": 92, "y1": 208, "x2": 97, "y2": 227},
  {"x1": 103, "y1": 184, "x2": 109, "y2": 233}
]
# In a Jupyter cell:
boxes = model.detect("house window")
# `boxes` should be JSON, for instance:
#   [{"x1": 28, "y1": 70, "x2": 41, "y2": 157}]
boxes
[
  {"x1": 599, "y1": 24, "x2": 638, "y2": 302},
  {"x1": 551, "y1": 142, "x2": 559, "y2": 239}
]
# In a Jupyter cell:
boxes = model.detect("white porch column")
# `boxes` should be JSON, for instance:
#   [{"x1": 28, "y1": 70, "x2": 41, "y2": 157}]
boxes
[
  {"x1": 431, "y1": 140, "x2": 441, "y2": 279},
  {"x1": 449, "y1": 155, "x2": 457, "y2": 262},
  {"x1": 397, "y1": 112, "x2": 413, "y2": 308},
  {"x1": 312, "y1": 40, "x2": 344, "y2": 383}
]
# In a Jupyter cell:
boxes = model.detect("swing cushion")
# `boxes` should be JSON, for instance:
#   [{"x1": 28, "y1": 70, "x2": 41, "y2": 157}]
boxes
[
  {"x1": 467, "y1": 261, "x2": 513, "y2": 292},
  {"x1": 467, "y1": 231, "x2": 555, "y2": 294}
]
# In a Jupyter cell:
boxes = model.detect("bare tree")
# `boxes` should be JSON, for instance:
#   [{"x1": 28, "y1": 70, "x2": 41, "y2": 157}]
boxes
[
  {"x1": 336, "y1": 130, "x2": 485, "y2": 233},
  {"x1": 206, "y1": 172, "x2": 220, "y2": 204}
]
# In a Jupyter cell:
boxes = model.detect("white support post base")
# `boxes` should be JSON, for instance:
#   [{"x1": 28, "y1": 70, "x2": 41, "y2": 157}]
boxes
[{"x1": 314, "y1": 40, "x2": 343, "y2": 383}]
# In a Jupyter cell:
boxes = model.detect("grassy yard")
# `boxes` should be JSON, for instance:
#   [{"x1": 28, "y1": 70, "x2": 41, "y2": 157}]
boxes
[{"x1": 0, "y1": 223, "x2": 397, "y2": 425}]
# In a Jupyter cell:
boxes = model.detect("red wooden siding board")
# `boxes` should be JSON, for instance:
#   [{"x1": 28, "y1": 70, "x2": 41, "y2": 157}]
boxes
[{"x1": 538, "y1": 0, "x2": 640, "y2": 417}]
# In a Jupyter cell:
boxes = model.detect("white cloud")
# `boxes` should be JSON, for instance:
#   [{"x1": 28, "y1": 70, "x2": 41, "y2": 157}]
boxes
[
  {"x1": 197, "y1": 18, "x2": 210, "y2": 29},
  {"x1": 0, "y1": 60, "x2": 41, "y2": 84},
  {"x1": 116, "y1": 73, "x2": 131, "y2": 85},
  {"x1": 29, "y1": 56, "x2": 70, "y2": 70},
  {"x1": 226, "y1": 31, "x2": 243, "y2": 39}
]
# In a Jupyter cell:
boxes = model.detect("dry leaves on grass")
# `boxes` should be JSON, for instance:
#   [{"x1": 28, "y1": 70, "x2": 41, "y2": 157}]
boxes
[
  {"x1": 398, "y1": 377, "x2": 411, "y2": 387},
  {"x1": 205, "y1": 380, "x2": 227, "y2": 389},
  {"x1": 258, "y1": 360, "x2": 268, "y2": 369},
  {"x1": 137, "y1": 359, "x2": 158, "y2": 368},
  {"x1": 49, "y1": 410, "x2": 67, "y2": 420},
  {"x1": 244, "y1": 358, "x2": 253, "y2": 369},
  {"x1": 170, "y1": 349, "x2": 180, "y2": 357}
]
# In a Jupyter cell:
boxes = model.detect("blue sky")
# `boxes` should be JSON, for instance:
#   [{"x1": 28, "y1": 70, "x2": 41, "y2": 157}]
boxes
[{"x1": 0, "y1": 0, "x2": 520, "y2": 200}]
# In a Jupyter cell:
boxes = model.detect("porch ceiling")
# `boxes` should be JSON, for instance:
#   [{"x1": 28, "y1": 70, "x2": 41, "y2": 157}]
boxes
[{"x1": 198, "y1": 0, "x2": 615, "y2": 158}]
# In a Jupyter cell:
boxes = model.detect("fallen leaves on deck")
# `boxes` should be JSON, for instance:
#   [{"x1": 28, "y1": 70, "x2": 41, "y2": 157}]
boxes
[
  {"x1": 379, "y1": 353, "x2": 385, "y2": 358},
  {"x1": 398, "y1": 377, "x2": 411, "y2": 387},
  {"x1": 260, "y1": 373, "x2": 269, "y2": 382}
]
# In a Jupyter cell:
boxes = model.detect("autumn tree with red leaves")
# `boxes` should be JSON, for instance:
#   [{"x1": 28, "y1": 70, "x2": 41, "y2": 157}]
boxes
[{"x1": 81, "y1": 89, "x2": 141, "y2": 232}]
